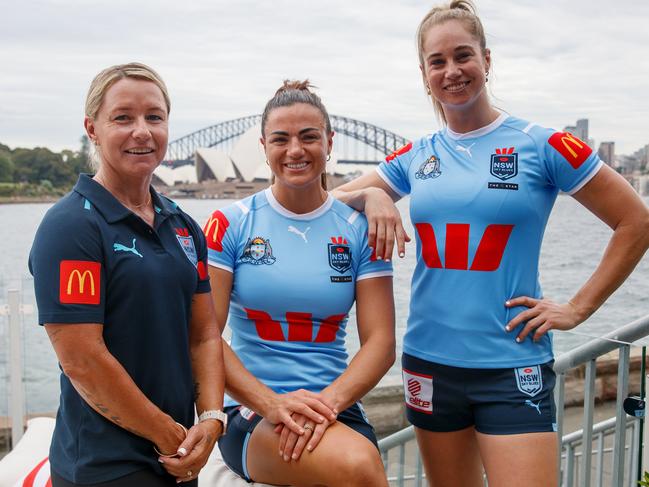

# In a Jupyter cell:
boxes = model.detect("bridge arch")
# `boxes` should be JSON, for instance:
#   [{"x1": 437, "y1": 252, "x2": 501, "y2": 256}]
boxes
[{"x1": 165, "y1": 114, "x2": 408, "y2": 162}]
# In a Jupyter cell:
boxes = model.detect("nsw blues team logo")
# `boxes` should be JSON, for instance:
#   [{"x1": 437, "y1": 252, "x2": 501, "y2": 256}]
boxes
[
  {"x1": 240, "y1": 236, "x2": 276, "y2": 265},
  {"x1": 490, "y1": 147, "x2": 518, "y2": 180},
  {"x1": 328, "y1": 236, "x2": 352, "y2": 273},
  {"x1": 415, "y1": 155, "x2": 441, "y2": 180},
  {"x1": 176, "y1": 235, "x2": 198, "y2": 265},
  {"x1": 515, "y1": 365, "x2": 543, "y2": 397}
]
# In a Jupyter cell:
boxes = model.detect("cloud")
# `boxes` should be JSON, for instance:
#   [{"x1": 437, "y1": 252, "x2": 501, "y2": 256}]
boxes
[{"x1": 0, "y1": 0, "x2": 647, "y2": 154}]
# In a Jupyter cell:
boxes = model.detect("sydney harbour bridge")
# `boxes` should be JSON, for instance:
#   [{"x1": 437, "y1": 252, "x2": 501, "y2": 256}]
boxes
[{"x1": 160, "y1": 114, "x2": 408, "y2": 183}]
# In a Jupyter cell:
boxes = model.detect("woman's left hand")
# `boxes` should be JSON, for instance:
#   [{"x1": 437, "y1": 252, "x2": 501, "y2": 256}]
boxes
[
  {"x1": 159, "y1": 420, "x2": 222, "y2": 482},
  {"x1": 274, "y1": 412, "x2": 333, "y2": 462},
  {"x1": 505, "y1": 296, "x2": 587, "y2": 342}
]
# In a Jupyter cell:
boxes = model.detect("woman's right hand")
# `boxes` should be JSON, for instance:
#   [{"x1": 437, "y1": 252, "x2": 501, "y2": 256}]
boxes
[
  {"x1": 263, "y1": 389, "x2": 337, "y2": 436},
  {"x1": 362, "y1": 187, "x2": 410, "y2": 261}
]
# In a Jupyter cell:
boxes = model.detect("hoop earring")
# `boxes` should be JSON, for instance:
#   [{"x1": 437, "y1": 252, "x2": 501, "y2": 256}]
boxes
[
  {"x1": 326, "y1": 154, "x2": 331, "y2": 162},
  {"x1": 485, "y1": 72, "x2": 489, "y2": 82},
  {"x1": 426, "y1": 86, "x2": 431, "y2": 95}
]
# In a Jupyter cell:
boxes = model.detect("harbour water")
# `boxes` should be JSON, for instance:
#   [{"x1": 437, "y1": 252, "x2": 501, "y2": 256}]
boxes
[{"x1": 0, "y1": 195, "x2": 648, "y2": 415}]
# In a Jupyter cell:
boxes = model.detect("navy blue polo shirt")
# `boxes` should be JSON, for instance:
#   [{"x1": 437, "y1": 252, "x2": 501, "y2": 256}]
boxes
[{"x1": 29, "y1": 174, "x2": 211, "y2": 483}]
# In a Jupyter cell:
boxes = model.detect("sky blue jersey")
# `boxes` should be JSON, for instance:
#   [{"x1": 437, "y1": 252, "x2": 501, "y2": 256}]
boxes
[
  {"x1": 377, "y1": 113, "x2": 603, "y2": 368},
  {"x1": 205, "y1": 188, "x2": 392, "y2": 406}
]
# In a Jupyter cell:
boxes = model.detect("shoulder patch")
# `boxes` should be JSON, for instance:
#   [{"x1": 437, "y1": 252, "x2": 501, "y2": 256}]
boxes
[
  {"x1": 59, "y1": 260, "x2": 101, "y2": 305},
  {"x1": 548, "y1": 132, "x2": 592, "y2": 169},
  {"x1": 386, "y1": 142, "x2": 413, "y2": 163},
  {"x1": 203, "y1": 210, "x2": 230, "y2": 252}
]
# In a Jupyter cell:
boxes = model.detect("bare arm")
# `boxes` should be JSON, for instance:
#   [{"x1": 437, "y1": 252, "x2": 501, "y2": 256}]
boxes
[
  {"x1": 332, "y1": 172, "x2": 410, "y2": 260},
  {"x1": 45, "y1": 324, "x2": 185, "y2": 454},
  {"x1": 507, "y1": 165, "x2": 649, "y2": 341},
  {"x1": 208, "y1": 267, "x2": 336, "y2": 432}
]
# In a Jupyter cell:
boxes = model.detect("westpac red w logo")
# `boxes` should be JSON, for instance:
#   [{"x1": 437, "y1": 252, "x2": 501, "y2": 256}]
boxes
[
  {"x1": 415, "y1": 223, "x2": 514, "y2": 271},
  {"x1": 245, "y1": 308, "x2": 346, "y2": 343}
]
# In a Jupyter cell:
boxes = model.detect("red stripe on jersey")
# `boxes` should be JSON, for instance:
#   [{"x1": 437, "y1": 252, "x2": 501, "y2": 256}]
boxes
[
  {"x1": 445, "y1": 224, "x2": 470, "y2": 270},
  {"x1": 470, "y1": 224, "x2": 514, "y2": 271},
  {"x1": 415, "y1": 223, "x2": 442, "y2": 268}
]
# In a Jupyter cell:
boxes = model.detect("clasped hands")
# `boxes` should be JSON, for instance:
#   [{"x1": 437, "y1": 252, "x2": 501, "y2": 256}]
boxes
[
  {"x1": 266, "y1": 389, "x2": 339, "y2": 463},
  {"x1": 156, "y1": 419, "x2": 223, "y2": 483}
]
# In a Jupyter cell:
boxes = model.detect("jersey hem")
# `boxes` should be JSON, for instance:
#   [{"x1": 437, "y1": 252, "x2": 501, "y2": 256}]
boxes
[
  {"x1": 402, "y1": 345, "x2": 554, "y2": 369},
  {"x1": 565, "y1": 160, "x2": 604, "y2": 195},
  {"x1": 38, "y1": 312, "x2": 104, "y2": 325},
  {"x1": 375, "y1": 167, "x2": 406, "y2": 197},
  {"x1": 208, "y1": 260, "x2": 233, "y2": 273},
  {"x1": 357, "y1": 270, "x2": 393, "y2": 281}
]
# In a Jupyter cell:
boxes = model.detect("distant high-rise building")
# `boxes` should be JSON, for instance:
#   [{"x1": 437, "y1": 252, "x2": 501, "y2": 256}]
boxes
[
  {"x1": 598, "y1": 141, "x2": 615, "y2": 166},
  {"x1": 575, "y1": 119, "x2": 589, "y2": 142},
  {"x1": 563, "y1": 118, "x2": 592, "y2": 148}
]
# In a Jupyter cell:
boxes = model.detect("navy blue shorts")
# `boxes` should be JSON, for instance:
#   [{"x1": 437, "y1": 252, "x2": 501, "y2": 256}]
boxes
[
  {"x1": 218, "y1": 402, "x2": 378, "y2": 482},
  {"x1": 402, "y1": 353, "x2": 557, "y2": 435}
]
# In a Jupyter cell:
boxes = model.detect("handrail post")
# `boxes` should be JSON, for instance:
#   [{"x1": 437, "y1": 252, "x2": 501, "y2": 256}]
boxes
[
  {"x1": 579, "y1": 359, "x2": 596, "y2": 486},
  {"x1": 612, "y1": 345, "x2": 630, "y2": 486},
  {"x1": 8, "y1": 289, "x2": 25, "y2": 446}
]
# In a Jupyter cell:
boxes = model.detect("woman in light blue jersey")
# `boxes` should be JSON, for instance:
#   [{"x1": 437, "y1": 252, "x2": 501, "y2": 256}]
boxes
[
  {"x1": 334, "y1": 1, "x2": 649, "y2": 486},
  {"x1": 205, "y1": 80, "x2": 395, "y2": 486}
]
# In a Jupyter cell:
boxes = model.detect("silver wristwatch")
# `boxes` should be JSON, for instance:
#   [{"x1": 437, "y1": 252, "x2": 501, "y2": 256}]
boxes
[{"x1": 198, "y1": 409, "x2": 228, "y2": 434}]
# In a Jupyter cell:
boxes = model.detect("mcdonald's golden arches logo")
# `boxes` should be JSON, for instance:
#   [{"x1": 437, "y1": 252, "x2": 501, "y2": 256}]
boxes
[
  {"x1": 548, "y1": 132, "x2": 592, "y2": 169},
  {"x1": 203, "y1": 210, "x2": 230, "y2": 252},
  {"x1": 59, "y1": 260, "x2": 101, "y2": 305}
]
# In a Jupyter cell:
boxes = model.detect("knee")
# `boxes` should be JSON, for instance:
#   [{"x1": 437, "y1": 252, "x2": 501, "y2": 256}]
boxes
[{"x1": 335, "y1": 446, "x2": 386, "y2": 486}]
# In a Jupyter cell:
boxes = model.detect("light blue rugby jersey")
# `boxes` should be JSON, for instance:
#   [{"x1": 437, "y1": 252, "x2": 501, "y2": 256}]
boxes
[
  {"x1": 377, "y1": 112, "x2": 603, "y2": 368},
  {"x1": 205, "y1": 188, "x2": 392, "y2": 406}
]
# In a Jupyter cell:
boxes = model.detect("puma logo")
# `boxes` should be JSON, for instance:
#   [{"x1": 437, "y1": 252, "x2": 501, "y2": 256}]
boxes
[
  {"x1": 113, "y1": 238, "x2": 143, "y2": 258},
  {"x1": 525, "y1": 399, "x2": 542, "y2": 415},
  {"x1": 288, "y1": 225, "x2": 311, "y2": 243},
  {"x1": 455, "y1": 142, "x2": 476, "y2": 158}
]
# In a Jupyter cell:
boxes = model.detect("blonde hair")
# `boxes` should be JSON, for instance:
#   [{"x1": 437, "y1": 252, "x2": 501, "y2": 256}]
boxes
[
  {"x1": 262, "y1": 80, "x2": 331, "y2": 190},
  {"x1": 416, "y1": 1, "x2": 487, "y2": 125},
  {"x1": 85, "y1": 62, "x2": 170, "y2": 169}
]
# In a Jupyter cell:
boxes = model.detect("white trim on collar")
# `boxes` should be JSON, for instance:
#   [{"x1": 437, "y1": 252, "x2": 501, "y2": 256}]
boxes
[
  {"x1": 445, "y1": 111, "x2": 508, "y2": 140},
  {"x1": 264, "y1": 187, "x2": 333, "y2": 220}
]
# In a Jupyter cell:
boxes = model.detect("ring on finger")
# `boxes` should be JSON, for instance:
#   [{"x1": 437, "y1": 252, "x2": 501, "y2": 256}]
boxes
[
  {"x1": 303, "y1": 424, "x2": 314, "y2": 432},
  {"x1": 187, "y1": 470, "x2": 193, "y2": 477}
]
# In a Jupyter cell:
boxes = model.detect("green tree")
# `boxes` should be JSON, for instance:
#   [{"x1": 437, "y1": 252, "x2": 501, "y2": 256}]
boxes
[
  {"x1": 12, "y1": 147, "x2": 76, "y2": 186},
  {"x1": 0, "y1": 153, "x2": 14, "y2": 182}
]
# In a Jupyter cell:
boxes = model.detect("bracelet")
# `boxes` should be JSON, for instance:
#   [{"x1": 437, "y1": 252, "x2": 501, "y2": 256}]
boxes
[{"x1": 153, "y1": 421, "x2": 188, "y2": 457}]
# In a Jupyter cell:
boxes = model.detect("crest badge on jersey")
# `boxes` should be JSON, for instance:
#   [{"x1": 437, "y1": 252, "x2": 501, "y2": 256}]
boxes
[
  {"x1": 490, "y1": 147, "x2": 518, "y2": 180},
  {"x1": 328, "y1": 236, "x2": 352, "y2": 274},
  {"x1": 176, "y1": 234, "x2": 198, "y2": 266},
  {"x1": 240, "y1": 236, "x2": 276, "y2": 265},
  {"x1": 515, "y1": 365, "x2": 543, "y2": 397},
  {"x1": 403, "y1": 369, "x2": 433, "y2": 414},
  {"x1": 415, "y1": 155, "x2": 442, "y2": 180}
]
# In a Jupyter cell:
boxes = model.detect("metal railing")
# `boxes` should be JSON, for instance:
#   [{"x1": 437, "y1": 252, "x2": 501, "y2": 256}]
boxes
[{"x1": 378, "y1": 314, "x2": 649, "y2": 486}]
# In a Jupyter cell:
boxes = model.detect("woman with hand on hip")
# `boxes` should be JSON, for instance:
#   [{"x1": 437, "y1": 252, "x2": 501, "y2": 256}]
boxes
[
  {"x1": 29, "y1": 63, "x2": 225, "y2": 486},
  {"x1": 205, "y1": 80, "x2": 395, "y2": 486},
  {"x1": 334, "y1": 3, "x2": 649, "y2": 486}
]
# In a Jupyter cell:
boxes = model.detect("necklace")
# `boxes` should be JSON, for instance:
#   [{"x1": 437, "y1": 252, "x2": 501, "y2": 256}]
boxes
[{"x1": 94, "y1": 174, "x2": 152, "y2": 211}]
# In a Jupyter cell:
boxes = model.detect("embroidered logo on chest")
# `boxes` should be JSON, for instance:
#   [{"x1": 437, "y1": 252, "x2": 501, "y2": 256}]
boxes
[
  {"x1": 415, "y1": 155, "x2": 442, "y2": 180},
  {"x1": 240, "y1": 236, "x2": 276, "y2": 265},
  {"x1": 328, "y1": 236, "x2": 352, "y2": 274},
  {"x1": 176, "y1": 234, "x2": 198, "y2": 266}
]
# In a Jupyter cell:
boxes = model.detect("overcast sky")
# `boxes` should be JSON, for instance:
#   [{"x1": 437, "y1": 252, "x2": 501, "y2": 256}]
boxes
[{"x1": 1, "y1": 0, "x2": 647, "y2": 156}]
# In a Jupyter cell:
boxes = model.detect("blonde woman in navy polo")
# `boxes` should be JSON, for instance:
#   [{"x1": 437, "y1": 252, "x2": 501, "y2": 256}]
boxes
[{"x1": 29, "y1": 63, "x2": 226, "y2": 486}]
